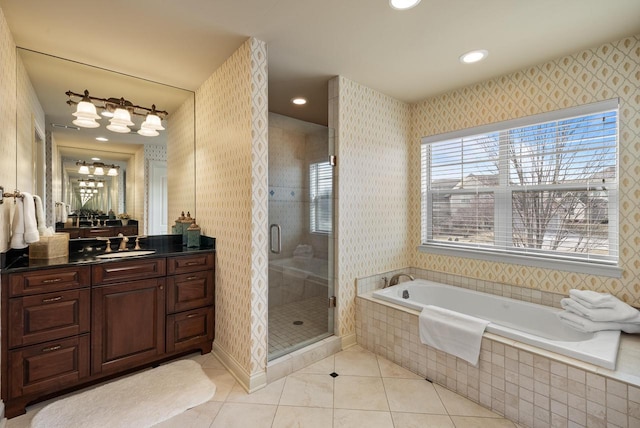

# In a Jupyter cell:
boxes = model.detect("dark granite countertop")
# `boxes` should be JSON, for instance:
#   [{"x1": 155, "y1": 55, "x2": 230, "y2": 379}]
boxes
[{"x1": 0, "y1": 234, "x2": 215, "y2": 273}]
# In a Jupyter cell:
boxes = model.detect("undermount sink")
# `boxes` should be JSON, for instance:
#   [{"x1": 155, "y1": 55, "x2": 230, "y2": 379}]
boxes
[{"x1": 95, "y1": 250, "x2": 156, "y2": 259}]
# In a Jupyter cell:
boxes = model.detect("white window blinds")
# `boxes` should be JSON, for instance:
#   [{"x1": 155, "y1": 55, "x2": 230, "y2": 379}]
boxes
[
  {"x1": 310, "y1": 161, "x2": 332, "y2": 234},
  {"x1": 421, "y1": 99, "x2": 618, "y2": 265}
]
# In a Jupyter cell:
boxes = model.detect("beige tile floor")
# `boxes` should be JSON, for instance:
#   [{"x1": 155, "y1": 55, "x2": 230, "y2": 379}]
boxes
[{"x1": 6, "y1": 346, "x2": 516, "y2": 428}]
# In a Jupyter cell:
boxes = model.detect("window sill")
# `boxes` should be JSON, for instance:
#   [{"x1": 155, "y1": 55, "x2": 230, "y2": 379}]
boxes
[{"x1": 418, "y1": 244, "x2": 622, "y2": 278}]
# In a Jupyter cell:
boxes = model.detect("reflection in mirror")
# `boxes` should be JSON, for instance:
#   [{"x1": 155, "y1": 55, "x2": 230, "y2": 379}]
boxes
[{"x1": 17, "y1": 48, "x2": 195, "y2": 236}]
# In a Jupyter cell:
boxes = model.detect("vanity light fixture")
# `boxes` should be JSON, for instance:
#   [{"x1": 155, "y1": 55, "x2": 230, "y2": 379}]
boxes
[
  {"x1": 459, "y1": 49, "x2": 489, "y2": 64},
  {"x1": 78, "y1": 178, "x2": 104, "y2": 188},
  {"x1": 66, "y1": 89, "x2": 168, "y2": 137},
  {"x1": 291, "y1": 97, "x2": 307, "y2": 105},
  {"x1": 389, "y1": 0, "x2": 421, "y2": 10},
  {"x1": 76, "y1": 160, "x2": 120, "y2": 176}
]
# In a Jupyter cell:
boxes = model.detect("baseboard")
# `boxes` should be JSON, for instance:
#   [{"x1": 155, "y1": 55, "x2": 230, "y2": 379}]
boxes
[
  {"x1": 211, "y1": 342, "x2": 267, "y2": 393},
  {"x1": 341, "y1": 333, "x2": 357, "y2": 350}
]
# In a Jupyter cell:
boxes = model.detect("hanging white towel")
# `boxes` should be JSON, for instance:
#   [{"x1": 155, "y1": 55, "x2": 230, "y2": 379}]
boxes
[
  {"x1": 62, "y1": 204, "x2": 68, "y2": 223},
  {"x1": 569, "y1": 289, "x2": 616, "y2": 309},
  {"x1": 21, "y1": 192, "x2": 39, "y2": 244},
  {"x1": 561, "y1": 297, "x2": 640, "y2": 323},
  {"x1": 558, "y1": 311, "x2": 640, "y2": 334},
  {"x1": 10, "y1": 198, "x2": 27, "y2": 249},
  {"x1": 34, "y1": 195, "x2": 47, "y2": 236},
  {"x1": 419, "y1": 305, "x2": 489, "y2": 366}
]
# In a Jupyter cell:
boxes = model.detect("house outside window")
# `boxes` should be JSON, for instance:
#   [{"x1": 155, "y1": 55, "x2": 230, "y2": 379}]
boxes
[
  {"x1": 420, "y1": 99, "x2": 619, "y2": 276},
  {"x1": 310, "y1": 161, "x2": 332, "y2": 234}
]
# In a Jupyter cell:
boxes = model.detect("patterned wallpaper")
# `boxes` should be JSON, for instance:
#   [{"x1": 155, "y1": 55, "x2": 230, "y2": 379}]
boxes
[
  {"x1": 167, "y1": 95, "x2": 195, "y2": 222},
  {"x1": 331, "y1": 76, "x2": 412, "y2": 338},
  {"x1": 411, "y1": 36, "x2": 640, "y2": 306},
  {"x1": 194, "y1": 38, "x2": 269, "y2": 378},
  {"x1": 0, "y1": 7, "x2": 16, "y2": 252}
]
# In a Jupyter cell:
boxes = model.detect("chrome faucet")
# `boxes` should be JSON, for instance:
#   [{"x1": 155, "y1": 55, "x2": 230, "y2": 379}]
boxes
[
  {"x1": 387, "y1": 273, "x2": 415, "y2": 287},
  {"x1": 117, "y1": 233, "x2": 129, "y2": 251}
]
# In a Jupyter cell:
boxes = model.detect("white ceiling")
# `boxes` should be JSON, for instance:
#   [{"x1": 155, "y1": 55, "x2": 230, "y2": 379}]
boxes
[{"x1": 2, "y1": 0, "x2": 640, "y2": 125}]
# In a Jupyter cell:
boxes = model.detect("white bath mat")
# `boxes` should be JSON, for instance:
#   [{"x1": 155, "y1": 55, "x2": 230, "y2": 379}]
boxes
[{"x1": 30, "y1": 359, "x2": 216, "y2": 428}]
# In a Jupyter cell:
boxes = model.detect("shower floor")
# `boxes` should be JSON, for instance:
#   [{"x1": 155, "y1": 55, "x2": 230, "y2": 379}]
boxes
[{"x1": 268, "y1": 295, "x2": 329, "y2": 360}]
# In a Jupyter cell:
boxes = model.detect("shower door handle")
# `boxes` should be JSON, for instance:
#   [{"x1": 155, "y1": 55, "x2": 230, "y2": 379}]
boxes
[{"x1": 270, "y1": 224, "x2": 281, "y2": 254}]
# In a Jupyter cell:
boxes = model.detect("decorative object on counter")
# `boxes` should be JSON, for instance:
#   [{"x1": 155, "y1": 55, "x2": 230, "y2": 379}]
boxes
[
  {"x1": 118, "y1": 212, "x2": 130, "y2": 226},
  {"x1": 181, "y1": 211, "x2": 194, "y2": 246},
  {"x1": 187, "y1": 219, "x2": 201, "y2": 248},
  {"x1": 108, "y1": 209, "x2": 116, "y2": 219},
  {"x1": 28, "y1": 232, "x2": 69, "y2": 261},
  {"x1": 173, "y1": 211, "x2": 186, "y2": 235}
]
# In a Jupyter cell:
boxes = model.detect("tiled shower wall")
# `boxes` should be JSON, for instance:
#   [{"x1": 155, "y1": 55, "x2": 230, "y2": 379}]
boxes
[{"x1": 411, "y1": 35, "x2": 640, "y2": 307}]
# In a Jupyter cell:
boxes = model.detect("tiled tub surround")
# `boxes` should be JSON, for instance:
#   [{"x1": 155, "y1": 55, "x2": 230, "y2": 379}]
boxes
[
  {"x1": 373, "y1": 279, "x2": 620, "y2": 370},
  {"x1": 356, "y1": 275, "x2": 640, "y2": 427}
]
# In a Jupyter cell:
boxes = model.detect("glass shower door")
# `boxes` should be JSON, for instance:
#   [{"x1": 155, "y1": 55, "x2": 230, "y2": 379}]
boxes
[{"x1": 267, "y1": 115, "x2": 334, "y2": 361}]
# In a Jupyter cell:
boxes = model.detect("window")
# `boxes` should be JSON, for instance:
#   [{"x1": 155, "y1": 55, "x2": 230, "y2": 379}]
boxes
[
  {"x1": 421, "y1": 99, "x2": 619, "y2": 274},
  {"x1": 310, "y1": 161, "x2": 332, "y2": 234}
]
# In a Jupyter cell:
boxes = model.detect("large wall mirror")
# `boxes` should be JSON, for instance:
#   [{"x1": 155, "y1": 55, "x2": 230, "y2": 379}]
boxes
[{"x1": 17, "y1": 48, "x2": 195, "y2": 236}]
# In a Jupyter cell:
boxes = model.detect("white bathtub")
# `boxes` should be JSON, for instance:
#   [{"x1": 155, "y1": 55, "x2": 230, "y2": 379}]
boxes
[{"x1": 372, "y1": 279, "x2": 621, "y2": 370}]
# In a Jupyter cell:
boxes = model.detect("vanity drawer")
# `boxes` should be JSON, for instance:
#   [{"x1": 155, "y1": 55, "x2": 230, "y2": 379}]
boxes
[
  {"x1": 8, "y1": 289, "x2": 91, "y2": 348},
  {"x1": 8, "y1": 334, "x2": 90, "y2": 399},
  {"x1": 92, "y1": 257, "x2": 166, "y2": 285},
  {"x1": 167, "y1": 253, "x2": 214, "y2": 275},
  {"x1": 166, "y1": 306, "x2": 214, "y2": 353},
  {"x1": 166, "y1": 270, "x2": 214, "y2": 313},
  {"x1": 9, "y1": 266, "x2": 91, "y2": 297}
]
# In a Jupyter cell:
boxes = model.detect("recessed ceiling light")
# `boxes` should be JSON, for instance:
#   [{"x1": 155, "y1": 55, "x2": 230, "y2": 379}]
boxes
[
  {"x1": 291, "y1": 97, "x2": 307, "y2": 105},
  {"x1": 460, "y1": 49, "x2": 489, "y2": 64},
  {"x1": 91, "y1": 157, "x2": 101, "y2": 161},
  {"x1": 96, "y1": 137, "x2": 109, "y2": 142},
  {"x1": 389, "y1": 0, "x2": 421, "y2": 10}
]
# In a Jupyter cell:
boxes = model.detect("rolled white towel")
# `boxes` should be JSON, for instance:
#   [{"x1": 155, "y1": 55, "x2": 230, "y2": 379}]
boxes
[
  {"x1": 561, "y1": 297, "x2": 640, "y2": 323},
  {"x1": 21, "y1": 192, "x2": 39, "y2": 244},
  {"x1": 558, "y1": 311, "x2": 640, "y2": 334},
  {"x1": 569, "y1": 289, "x2": 617, "y2": 309},
  {"x1": 10, "y1": 198, "x2": 27, "y2": 249},
  {"x1": 34, "y1": 195, "x2": 47, "y2": 236}
]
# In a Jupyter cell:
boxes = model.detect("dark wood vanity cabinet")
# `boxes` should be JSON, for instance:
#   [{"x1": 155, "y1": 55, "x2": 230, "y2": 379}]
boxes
[{"x1": 1, "y1": 250, "x2": 215, "y2": 418}]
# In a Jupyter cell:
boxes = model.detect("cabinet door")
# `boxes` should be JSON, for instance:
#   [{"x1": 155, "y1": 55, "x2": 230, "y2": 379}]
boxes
[
  {"x1": 166, "y1": 270, "x2": 214, "y2": 313},
  {"x1": 8, "y1": 289, "x2": 90, "y2": 348},
  {"x1": 166, "y1": 306, "x2": 214, "y2": 353},
  {"x1": 91, "y1": 278, "x2": 165, "y2": 375},
  {"x1": 8, "y1": 334, "x2": 90, "y2": 399}
]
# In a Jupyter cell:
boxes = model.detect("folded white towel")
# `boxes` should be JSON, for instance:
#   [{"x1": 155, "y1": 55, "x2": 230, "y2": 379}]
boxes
[
  {"x1": 561, "y1": 297, "x2": 640, "y2": 323},
  {"x1": 569, "y1": 289, "x2": 616, "y2": 309},
  {"x1": 558, "y1": 311, "x2": 640, "y2": 334},
  {"x1": 21, "y1": 192, "x2": 39, "y2": 244},
  {"x1": 419, "y1": 305, "x2": 489, "y2": 366},
  {"x1": 34, "y1": 195, "x2": 48, "y2": 236},
  {"x1": 10, "y1": 198, "x2": 27, "y2": 249}
]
